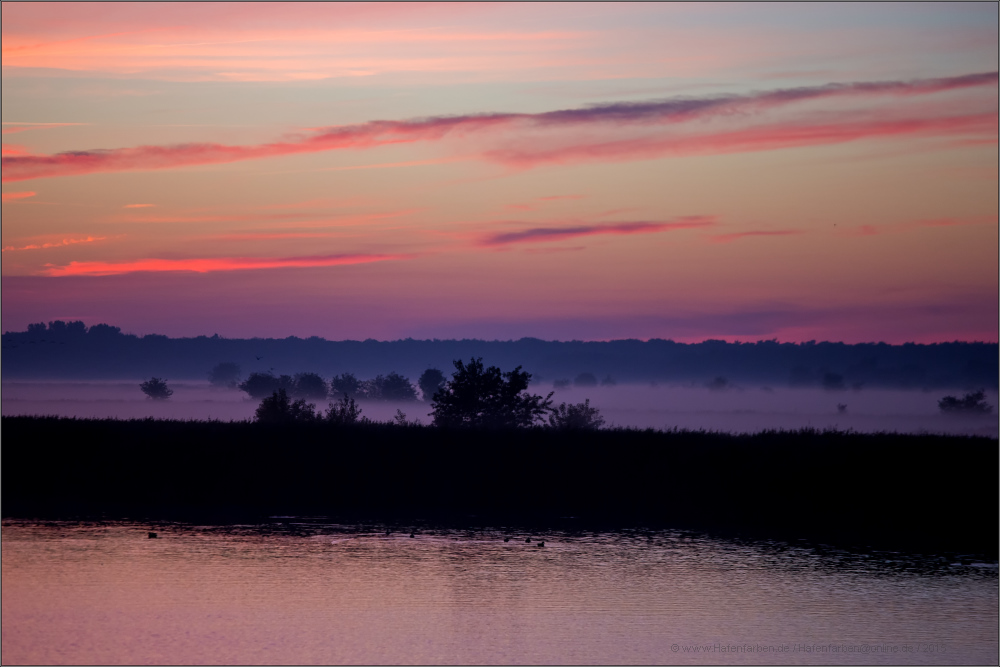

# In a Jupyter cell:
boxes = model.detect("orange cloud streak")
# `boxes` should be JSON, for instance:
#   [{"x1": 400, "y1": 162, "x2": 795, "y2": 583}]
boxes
[
  {"x1": 42, "y1": 253, "x2": 411, "y2": 277},
  {"x1": 2, "y1": 235, "x2": 106, "y2": 252},
  {"x1": 2, "y1": 190, "x2": 36, "y2": 202}
]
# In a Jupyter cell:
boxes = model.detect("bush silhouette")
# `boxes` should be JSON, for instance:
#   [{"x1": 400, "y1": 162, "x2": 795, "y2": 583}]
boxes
[
  {"x1": 431, "y1": 357, "x2": 553, "y2": 428},
  {"x1": 326, "y1": 393, "x2": 368, "y2": 425},
  {"x1": 418, "y1": 368, "x2": 446, "y2": 402},
  {"x1": 292, "y1": 372, "x2": 329, "y2": 400},
  {"x1": 938, "y1": 389, "x2": 992, "y2": 415},
  {"x1": 238, "y1": 372, "x2": 280, "y2": 399},
  {"x1": 255, "y1": 389, "x2": 318, "y2": 424},
  {"x1": 362, "y1": 372, "x2": 417, "y2": 401},
  {"x1": 549, "y1": 399, "x2": 605, "y2": 430},
  {"x1": 140, "y1": 377, "x2": 173, "y2": 400},
  {"x1": 208, "y1": 362, "x2": 241, "y2": 389},
  {"x1": 574, "y1": 372, "x2": 598, "y2": 387}
]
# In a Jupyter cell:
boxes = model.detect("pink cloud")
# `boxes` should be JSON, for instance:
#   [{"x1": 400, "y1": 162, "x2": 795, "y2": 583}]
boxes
[
  {"x1": 3, "y1": 71, "x2": 994, "y2": 182},
  {"x1": 123, "y1": 203, "x2": 155, "y2": 208},
  {"x1": 211, "y1": 232, "x2": 349, "y2": 241},
  {"x1": 2, "y1": 144, "x2": 30, "y2": 157},
  {"x1": 2, "y1": 235, "x2": 106, "y2": 253},
  {"x1": 2, "y1": 190, "x2": 36, "y2": 202},
  {"x1": 709, "y1": 230, "x2": 803, "y2": 243},
  {"x1": 487, "y1": 112, "x2": 999, "y2": 167},
  {"x1": 480, "y1": 216, "x2": 715, "y2": 247},
  {"x1": 42, "y1": 253, "x2": 411, "y2": 277}
]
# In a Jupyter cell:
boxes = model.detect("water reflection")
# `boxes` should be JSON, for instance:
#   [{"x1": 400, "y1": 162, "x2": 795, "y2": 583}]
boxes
[{"x1": 2, "y1": 520, "x2": 997, "y2": 665}]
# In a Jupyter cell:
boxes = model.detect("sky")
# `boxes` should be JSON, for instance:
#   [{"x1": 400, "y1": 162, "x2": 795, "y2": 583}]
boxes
[{"x1": 2, "y1": 2, "x2": 997, "y2": 343}]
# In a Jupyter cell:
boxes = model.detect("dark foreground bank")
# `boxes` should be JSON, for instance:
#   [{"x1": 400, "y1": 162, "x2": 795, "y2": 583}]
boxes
[{"x1": 3, "y1": 416, "x2": 997, "y2": 556}]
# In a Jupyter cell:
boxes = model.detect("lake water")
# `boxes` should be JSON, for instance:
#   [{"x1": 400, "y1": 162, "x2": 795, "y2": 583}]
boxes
[
  {"x1": 3, "y1": 380, "x2": 996, "y2": 437},
  {"x1": 2, "y1": 521, "x2": 997, "y2": 665}
]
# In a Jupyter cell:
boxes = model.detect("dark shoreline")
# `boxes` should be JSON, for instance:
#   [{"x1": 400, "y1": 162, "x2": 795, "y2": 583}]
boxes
[{"x1": 4, "y1": 416, "x2": 997, "y2": 557}]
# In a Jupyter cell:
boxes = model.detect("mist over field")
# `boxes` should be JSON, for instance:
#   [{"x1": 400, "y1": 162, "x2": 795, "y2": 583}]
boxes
[{"x1": 3, "y1": 379, "x2": 995, "y2": 438}]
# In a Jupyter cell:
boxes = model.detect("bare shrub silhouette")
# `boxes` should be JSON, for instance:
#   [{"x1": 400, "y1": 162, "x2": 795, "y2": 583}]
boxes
[{"x1": 326, "y1": 393, "x2": 368, "y2": 425}]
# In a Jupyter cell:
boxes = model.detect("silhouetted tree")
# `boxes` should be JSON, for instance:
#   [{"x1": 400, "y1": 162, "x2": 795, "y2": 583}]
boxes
[
  {"x1": 548, "y1": 399, "x2": 605, "y2": 430},
  {"x1": 292, "y1": 372, "x2": 328, "y2": 399},
  {"x1": 356, "y1": 372, "x2": 416, "y2": 401},
  {"x1": 574, "y1": 372, "x2": 598, "y2": 387},
  {"x1": 255, "y1": 389, "x2": 318, "y2": 424},
  {"x1": 208, "y1": 362, "x2": 241, "y2": 389},
  {"x1": 418, "y1": 368, "x2": 446, "y2": 402},
  {"x1": 431, "y1": 357, "x2": 553, "y2": 428},
  {"x1": 377, "y1": 372, "x2": 418, "y2": 401},
  {"x1": 553, "y1": 379, "x2": 571, "y2": 389},
  {"x1": 238, "y1": 372, "x2": 280, "y2": 399},
  {"x1": 392, "y1": 408, "x2": 417, "y2": 426},
  {"x1": 330, "y1": 373, "x2": 362, "y2": 398},
  {"x1": 277, "y1": 374, "x2": 295, "y2": 394},
  {"x1": 140, "y1": 377, "x2": 173, "y2": 400},
  {"x1": 601, "y1": 375, "x2": 617, "y2": 386},
  {"x1": 938, "y1": 389, "x2": 992, "y2": 415},
  {"x1": 47, "y1": 320, "x2": 86, "y2": 337},
  {"x1": 87, "y1": 323, "x2": 120, "y2": 338},
  {"x1": 326, "y1": 393, "x2": 368, "y2": 425}
]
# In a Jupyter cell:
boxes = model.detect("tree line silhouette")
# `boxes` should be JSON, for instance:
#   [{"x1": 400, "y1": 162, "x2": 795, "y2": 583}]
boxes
[{"x1": 6, "y1": 320, "x2": 996, "y2": 390}]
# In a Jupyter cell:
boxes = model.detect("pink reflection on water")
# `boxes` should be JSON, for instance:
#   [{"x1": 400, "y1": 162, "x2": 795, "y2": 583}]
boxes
[{"x1": 2, "y1": 522, "x2": 997, "y2": 665}]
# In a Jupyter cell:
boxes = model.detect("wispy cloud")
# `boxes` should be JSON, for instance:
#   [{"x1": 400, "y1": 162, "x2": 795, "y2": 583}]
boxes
[
  {"x1": 2, "y1": 190, "x2": 36, "y2": 202},
  {"x1": 123, "y1": 203, "x2": 155, "y2": 208},
  {"x1": 487, "y1": 112, "x2": 998, "y2": 167},
  {"x1": 3, "y1": 71, "x2": 994, "y2": 182},
  {"x1": 709, "y1": 230, "x2": 803, "y2": 243},
  {"x1": 480, "y1": 216, "x2": 715, "y2": 247},
  {"x1": 42, "y1": 253, "x2": 411, "y2": 276},
  {"x1": 2, "y1": 235, "x2": 106, "y2": 252}
]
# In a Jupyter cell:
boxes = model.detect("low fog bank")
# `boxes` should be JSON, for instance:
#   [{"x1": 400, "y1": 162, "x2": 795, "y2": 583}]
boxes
[{"x1": 3, "y1": 380, "x2": 995, "y2": 437}]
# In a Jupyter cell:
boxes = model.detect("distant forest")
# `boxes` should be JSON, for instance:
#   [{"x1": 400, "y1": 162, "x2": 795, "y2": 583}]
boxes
[{"x1": 2, "y1": 320, "x2": 996, "y2": 389}]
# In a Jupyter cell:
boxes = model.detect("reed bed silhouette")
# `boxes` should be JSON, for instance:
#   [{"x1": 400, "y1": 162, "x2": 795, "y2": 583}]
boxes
[{"x1": 3, "y1": 416, "x2": 996, "y2": 556}]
